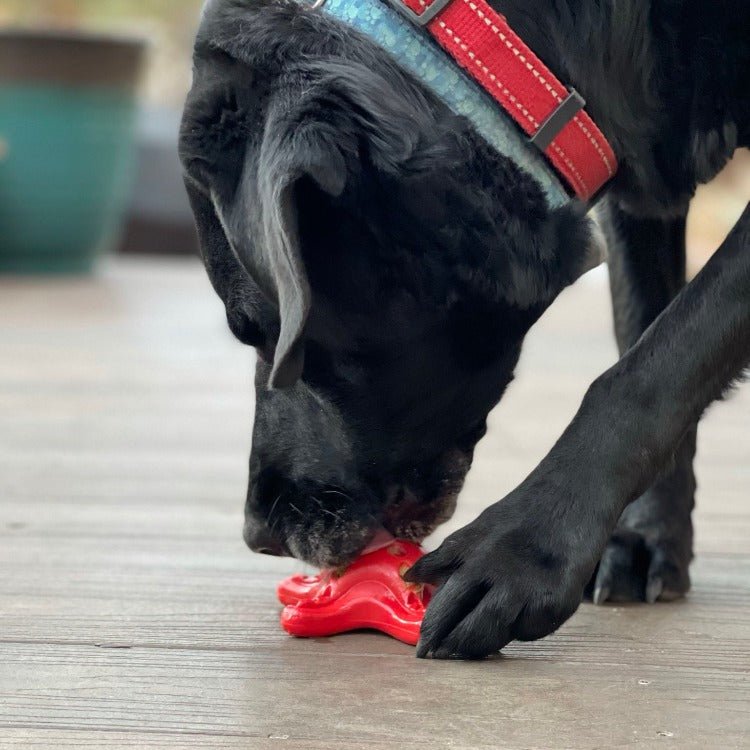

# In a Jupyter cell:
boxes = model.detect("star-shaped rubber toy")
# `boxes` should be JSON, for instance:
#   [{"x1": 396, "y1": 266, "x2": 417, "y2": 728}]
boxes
[{"x1": 277, "y1": 540, "x2": 430, "y2": 645}]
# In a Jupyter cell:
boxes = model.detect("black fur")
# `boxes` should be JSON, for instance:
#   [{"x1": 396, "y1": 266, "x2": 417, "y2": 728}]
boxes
[{"x1": 180, "y1": 0, "x2": 750, "y2": 657}]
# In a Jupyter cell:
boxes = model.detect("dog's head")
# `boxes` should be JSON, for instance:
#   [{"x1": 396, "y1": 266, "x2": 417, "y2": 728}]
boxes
[{"x1": 180, "y1": 0, "x2": 600, "y2": 567}]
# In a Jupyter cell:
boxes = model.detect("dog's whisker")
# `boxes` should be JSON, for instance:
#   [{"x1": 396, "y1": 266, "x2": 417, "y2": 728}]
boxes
[
  {"x1": 288, "y1": 502, "x2": 305, "y2": 518},
  {"x1": 322, "y1": 488, "x2": 354, "y2": 503},
  {"x1": 311, "y1": 495, "x2": 341, "y2": 521},
  {"x1": 267, "y1": 493, "x2": 282, "y2": 524}
]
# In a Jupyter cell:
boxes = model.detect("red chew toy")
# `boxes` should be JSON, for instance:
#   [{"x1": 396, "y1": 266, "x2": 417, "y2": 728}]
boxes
[{"x1": 277, "y1": 540, "x2": 430, "y2": 645}]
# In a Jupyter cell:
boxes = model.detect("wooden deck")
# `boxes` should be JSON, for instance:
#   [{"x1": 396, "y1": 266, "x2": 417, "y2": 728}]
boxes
[{"x1": 1, "y1": 258, "x2": 748, "y2": 749}]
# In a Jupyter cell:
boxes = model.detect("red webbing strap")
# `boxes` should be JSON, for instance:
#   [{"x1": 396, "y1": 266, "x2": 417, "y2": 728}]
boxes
[{"x1": 403, "y1": 0, "x2": 617, "y2": 200}]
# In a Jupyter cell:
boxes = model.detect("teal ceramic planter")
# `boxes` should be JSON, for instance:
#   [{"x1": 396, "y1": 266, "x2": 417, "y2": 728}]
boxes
[{"x1": 0, "y1": 30, "x2": 145, "y2": 273}]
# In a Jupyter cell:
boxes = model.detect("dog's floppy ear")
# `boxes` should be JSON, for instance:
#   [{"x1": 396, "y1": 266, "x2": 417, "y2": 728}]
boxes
[
  {"x1": 182, "y1": 52, "x2": 457, "y2": 388},
  {"x1": 191, "y1": 101, "x2": 347, "y2": 390},
  {"x1": 210, "y1": 157, "x2": 308, "y2": 389}
]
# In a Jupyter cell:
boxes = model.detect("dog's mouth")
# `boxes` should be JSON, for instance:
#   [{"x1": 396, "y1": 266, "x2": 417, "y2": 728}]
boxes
[
  {"x1": 282, "y1": 478, "x2": 466, "y2": 569},
  {"x1": 250, "y1": 446, "x2": 476, "y2": 569},
  {"x1": 284, "y1": 518, "x2": 378, "y2": 570}
]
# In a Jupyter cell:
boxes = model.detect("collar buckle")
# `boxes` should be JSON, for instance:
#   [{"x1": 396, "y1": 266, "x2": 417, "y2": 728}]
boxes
[{"x1": 384, "y1": 0, "x2": 453, "y2": 27}]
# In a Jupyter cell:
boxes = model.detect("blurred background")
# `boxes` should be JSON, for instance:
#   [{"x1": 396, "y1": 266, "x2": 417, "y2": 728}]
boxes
[
  {"x1": 0, "y1": 0, "x2": 748, "y2": 274},
  {"x1": 0, "y1": 0, "x2": 204, "y2": 271}
]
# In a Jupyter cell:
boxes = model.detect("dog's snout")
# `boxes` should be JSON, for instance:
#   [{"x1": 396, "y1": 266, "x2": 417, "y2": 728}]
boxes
[{"x1": 243, "y1": 521, "x2": 287, "y2": 557}]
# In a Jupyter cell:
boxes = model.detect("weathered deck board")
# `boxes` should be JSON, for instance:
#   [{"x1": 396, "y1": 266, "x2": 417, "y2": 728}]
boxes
[{"x1": 0, "y1": 258, "x2": 748, "y2": 749}]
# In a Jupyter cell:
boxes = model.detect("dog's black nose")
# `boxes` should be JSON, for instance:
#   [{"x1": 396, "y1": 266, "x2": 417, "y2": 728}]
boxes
[{"x1": 243, "y1": 522, "x2": 287, "y2": 556}]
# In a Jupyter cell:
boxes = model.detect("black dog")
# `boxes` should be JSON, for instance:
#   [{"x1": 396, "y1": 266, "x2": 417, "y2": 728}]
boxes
[{"x1": 179, "y1": 0, "x2": 750, "y2": 658}]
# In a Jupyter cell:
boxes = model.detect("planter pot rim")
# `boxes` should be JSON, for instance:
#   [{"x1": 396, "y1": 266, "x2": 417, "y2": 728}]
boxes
[
  {"x1": 0, "y1": 26, "x2": 148, "y2": 50},
  {"x1": 0, "y1": 27, "x2": 147, "y2": 90}
]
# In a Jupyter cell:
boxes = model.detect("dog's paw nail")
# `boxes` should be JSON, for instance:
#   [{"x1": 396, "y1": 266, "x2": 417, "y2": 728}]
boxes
[
  {"x1": 593, "y1": 584, "x2": 610, "y2": 606},
  {"x1": 646, "y1": 576, "x2": 663, "y2": 604}
]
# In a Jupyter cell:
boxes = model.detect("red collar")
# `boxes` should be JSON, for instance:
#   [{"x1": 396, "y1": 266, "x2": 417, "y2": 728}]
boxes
[{"x1": 385, "y1": 0, "x2": 617, "y2": 201}]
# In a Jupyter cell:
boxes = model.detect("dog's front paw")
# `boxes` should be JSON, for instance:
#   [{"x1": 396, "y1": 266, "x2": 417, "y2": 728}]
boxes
[
  {"x1": 586, "y1": 527, "x2": 691, "y2": 604},
  {"x1": 404, "y1": 498, "x2": 589, "y2": 659}
]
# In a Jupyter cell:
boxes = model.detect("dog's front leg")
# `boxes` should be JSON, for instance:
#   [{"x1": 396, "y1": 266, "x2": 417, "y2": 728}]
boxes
[
  {"x1": 589, "y1": 202, "x2": 696, "y2": 604},
  {"x1": 406, "y1": 203, "x2": 750, "y2": 659}
]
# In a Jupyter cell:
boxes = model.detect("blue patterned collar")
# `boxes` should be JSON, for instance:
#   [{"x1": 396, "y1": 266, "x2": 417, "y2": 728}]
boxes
[{"x1": 317, "y1": 0, "x2": 569, "y2": 207}]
